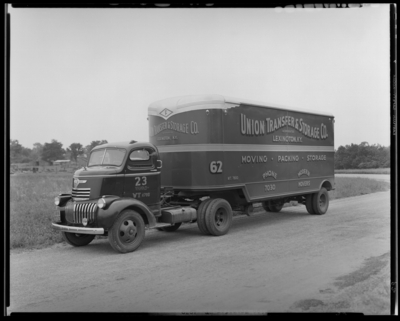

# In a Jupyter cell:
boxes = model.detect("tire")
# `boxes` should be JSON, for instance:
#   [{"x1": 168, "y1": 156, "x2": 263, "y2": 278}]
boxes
[
  {"x1": 262, "y1": 201, "x2": 272, "y2": 212},
  {"x1": 160, "y1": 222, "x2": 182, "y2": 232},
  {"x1": 269, "y1": 202, "x2": 283, "y2": 213},
  {"x1": 312, "y1": 188, "x2": 329, "y2": 215},
  {"x1": 244, "y1": 204, "x2": 254, "y2": 216},
  {"x1": 204, "y1": 198, "x2": 233, "y2": 236},
  {"x1": 108, "y1": 209, "x2": 145, "y2": 253},
  {"x1": 305, "y1": 194, "x2": 315, "y2": 214},
  {"x1": 197, "y1": 199, "x2": 213, "y2": 235},
  {"x1": 61, "y1": 232, "x2": 95, "y2": 247}
]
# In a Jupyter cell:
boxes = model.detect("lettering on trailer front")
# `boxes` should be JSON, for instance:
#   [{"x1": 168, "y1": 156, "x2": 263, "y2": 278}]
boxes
[{"x1": 240, "y1": 113, "x2": 329, "y2": 140}]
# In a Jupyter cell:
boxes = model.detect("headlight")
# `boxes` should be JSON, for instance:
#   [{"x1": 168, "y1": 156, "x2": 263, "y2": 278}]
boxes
[
  {"x1": 54, "y1": 196, "x2": 61, "y2": 206},
  {"x1": 97, "y1": 198, "x2": 106, "y2": 209}
]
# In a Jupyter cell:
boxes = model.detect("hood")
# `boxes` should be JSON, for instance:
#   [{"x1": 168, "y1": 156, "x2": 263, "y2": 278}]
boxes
[
  {"x1": 74, "y1": 166, "x2": 123, "y2": 177},
  {"x1": 71, "y1": 166, "x2": 124, "y2": 201}
]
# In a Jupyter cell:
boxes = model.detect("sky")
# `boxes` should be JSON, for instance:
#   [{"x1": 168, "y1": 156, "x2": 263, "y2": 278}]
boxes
[{"x1": 9, "y1": 4, "x2": 391, "y2": 150}]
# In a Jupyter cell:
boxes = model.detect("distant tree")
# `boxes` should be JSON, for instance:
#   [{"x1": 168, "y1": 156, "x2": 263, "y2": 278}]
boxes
[
  {"x1": 30, "y1": 142, "x2": 44, "y2": 163},
  {"x1": 85, "y1": 140, "x2": 108, "y2": 154},
  {"x1": 67, "y1": 143, "x2": 84, "y2": 163},
  {"x1": 41, "y1": 139, "x2": 65, "y2": 164},
  {"x1": 10, "y1": 139, "x2": 32, "y2": 163}
]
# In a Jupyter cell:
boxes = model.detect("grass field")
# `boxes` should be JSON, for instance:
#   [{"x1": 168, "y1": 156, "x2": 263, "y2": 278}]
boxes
[
  {"x1": 9, "y1": 173, "x2": 391, "y2": 251},
  {"x1": 328, "y1": 177, "x2": 390, "y2": 201},
  {"x1": 335, "y1": 168, "x2": 390, "y2": 175},
  {"x1": 10, "y1": 173, "x2": 72, "y2": 250}
]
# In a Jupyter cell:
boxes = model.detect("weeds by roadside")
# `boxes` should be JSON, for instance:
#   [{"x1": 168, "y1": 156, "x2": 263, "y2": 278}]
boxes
[
  {"x1": 10, "y1": 173, "x2": 72, "y2": 249},
  {"x1": 335, "y1": 168, "x2": 390, "y2": 175},
  {"x1": 329, "y1": 177, "x2": 390, "y2": 201}
]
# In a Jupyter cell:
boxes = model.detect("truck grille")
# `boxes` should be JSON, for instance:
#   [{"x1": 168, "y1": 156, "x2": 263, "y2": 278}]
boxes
[
  {"x1": 73, "y1": 202, "x2": 97, "y2": 223},
  {"x1": 72, "y1": 188, "x2": 91, "y2": 201}
]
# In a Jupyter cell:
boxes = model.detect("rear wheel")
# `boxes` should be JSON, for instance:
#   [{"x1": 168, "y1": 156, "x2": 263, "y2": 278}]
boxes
[
  {"x1": 108, "y1": 210, "x2": 145, "y2": 253},
  {"x1": 312, "y1": 188, "x2": 329, "y2": 215},
  {"x1": 204, "y1": 198, "x2": 233, "y2": 236},
  {"x1": 268, "y1": 202, "x2": 283, "y2": 213},
  {"x1": 244, "y1": 204, "x2": 254, "y2": 216},
  {"x1": 197, "y1": 199, "x2": 213, "y2": 235},
  {"x1": 62, "y1": 232, "x2": 95, "y2": 247},
  {"x1": 160, "y1": 222, "x2": 182, "y2": 232},
  {"x1": 262, "y1": 201, "x2": 272, "y2": 212},
  {"x1": 305, "y1": 194, "x2": 315, "y2": 214}
]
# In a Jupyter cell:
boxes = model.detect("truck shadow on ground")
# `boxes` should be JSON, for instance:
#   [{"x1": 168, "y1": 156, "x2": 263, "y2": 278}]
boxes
[
  {"x1": 68, "y1": 207, "x2": 311, "y2": 255},
  {"x1": 139, "y1": 208, "x2": 311, "y2": 250}
]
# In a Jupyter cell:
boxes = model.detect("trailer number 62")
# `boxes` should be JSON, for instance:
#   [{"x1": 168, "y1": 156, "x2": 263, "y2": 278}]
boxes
[{"x1": 210, "y1": 161, "x2": 223, "y2": 174}]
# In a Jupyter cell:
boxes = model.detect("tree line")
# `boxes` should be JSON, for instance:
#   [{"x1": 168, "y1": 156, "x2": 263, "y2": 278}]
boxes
[
  {"x1": 10, "y1": 139, "x2": 108, "y2": 165},
  {"x1": 334, "y1": 142, "x2": 390, "y2": 169},
  {"x1": 10, "y1": 139, "x2": 390, "y2": 169}
]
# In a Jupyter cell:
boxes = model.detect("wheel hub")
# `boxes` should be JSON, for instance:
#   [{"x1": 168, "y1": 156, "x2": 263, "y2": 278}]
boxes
[
  {"x1": 119, "y1": 220, "x2": 137, "y2": 243},
  {"x1": 215, "y1": 210, "x2": 226, "y2": 226}
]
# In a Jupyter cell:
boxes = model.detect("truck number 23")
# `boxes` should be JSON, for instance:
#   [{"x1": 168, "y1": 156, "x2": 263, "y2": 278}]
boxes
[
  {"x1": 135, "y1": 176, "x2": 147, "y2": 186},
  {"x1": 210, "y1": 161, "x2": 223, "y2": 174}
]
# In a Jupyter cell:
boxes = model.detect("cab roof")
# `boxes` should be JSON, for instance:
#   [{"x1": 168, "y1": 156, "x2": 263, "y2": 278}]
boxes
[
  {"x1": 91, "y1": 141, "x2": 155, "y2": 152},
  {"x1": 148, "y1": 94, "x2": 334, "y2": 118}
]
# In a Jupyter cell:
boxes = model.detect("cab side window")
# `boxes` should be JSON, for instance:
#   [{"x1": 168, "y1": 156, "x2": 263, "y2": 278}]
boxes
[{"x1": 127, "y1": 149, "x2": 155, "y2": 171}]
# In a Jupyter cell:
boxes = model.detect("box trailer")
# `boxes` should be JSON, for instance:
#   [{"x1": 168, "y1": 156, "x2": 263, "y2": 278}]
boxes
[
  {"x1": 149, "y1": 94, "x2": 334, "y2": 212},
  {"x1": 52, "y1": 94, "x2": 335, "y2": 253}
]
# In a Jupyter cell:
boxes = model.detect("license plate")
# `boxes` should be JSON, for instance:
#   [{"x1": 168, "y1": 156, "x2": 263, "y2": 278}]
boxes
[{"x1": 54, "y1": 208, "x2": 61, "y2": 222}]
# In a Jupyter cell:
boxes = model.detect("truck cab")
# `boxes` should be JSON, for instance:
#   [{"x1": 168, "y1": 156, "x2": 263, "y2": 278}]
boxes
[{"x1": 52, "y1": 141, "x2": 170, "y2": 252}]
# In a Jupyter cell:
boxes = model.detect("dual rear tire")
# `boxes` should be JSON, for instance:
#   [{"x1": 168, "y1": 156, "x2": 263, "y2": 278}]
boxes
[
  {"x1": 197, "y1": 198, "x2": 233, "y2": 236},
  {"x1": 262, "y1": 201, "x2": 284, "y2": 213},
  {"x1": 306, "y1": 188, "x2": 329, "y2": 215}
]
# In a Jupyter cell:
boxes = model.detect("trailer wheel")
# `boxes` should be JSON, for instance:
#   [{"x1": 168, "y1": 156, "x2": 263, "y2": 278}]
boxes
[
  {"x1": 305, "y1": 194, "x2": 315, "y2": 214},
  {"x1": 108, "y1": 209, "x2": 145, "y2": 253},
  {"x1": 262, "y1": 201, "x2": 272, "y2": 212},
  {"x1": 160, "y1": 223, "x2": 182, "y2": 232},
  {"x1": 312, "y1": 188, "x2": 329, "y2": 215},
  {"x1": 197, "y1": 199, "x2": 213, "y2": 235},
  {"x1": 61, "y1": 232, "x2": 95, "y2": 247},
  {"x1": 269, "y1": 202, "x2": 283, "y2": 213},
  {"x1": 204, "y1": 198, "x2": 233, "y2": 236},
  {"x1": 244, "y1": 204, "x2": 254, "y2": 216}
]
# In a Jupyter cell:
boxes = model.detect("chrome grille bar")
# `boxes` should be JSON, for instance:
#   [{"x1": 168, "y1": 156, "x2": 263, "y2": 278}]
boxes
[
  {"x1": 72, "y1": 188, "x2": 91, "y2": 201},
  {"x1": 73, "y1": 202, "x2": 97, "y2": 224}
]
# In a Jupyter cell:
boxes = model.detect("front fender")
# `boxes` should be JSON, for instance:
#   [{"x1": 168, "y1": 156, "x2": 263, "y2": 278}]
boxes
[{"x1": 97, "y1": 197, "x2": 157, "y2": 230}]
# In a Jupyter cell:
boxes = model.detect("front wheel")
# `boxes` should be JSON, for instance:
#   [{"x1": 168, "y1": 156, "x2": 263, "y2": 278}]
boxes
[
  {"x1": 62, "y1": 232, "x2": 95, "y2": 247},
  {"x1": 108, "y1": 210, "x2": 145, "y2": 253}
]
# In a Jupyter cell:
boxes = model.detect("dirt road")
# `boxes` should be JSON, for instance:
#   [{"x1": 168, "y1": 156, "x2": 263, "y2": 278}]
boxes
[{"x1": 8, "y1": 191, "x2": 391, "y2": 315}]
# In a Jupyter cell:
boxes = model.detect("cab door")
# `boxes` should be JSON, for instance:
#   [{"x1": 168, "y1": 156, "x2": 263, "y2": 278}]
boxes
[{"x1": 123, "y1": 146, "x2": 161, "y2": 206}]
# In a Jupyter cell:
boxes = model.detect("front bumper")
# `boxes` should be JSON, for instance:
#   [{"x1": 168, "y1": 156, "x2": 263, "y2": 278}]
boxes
[{"x1": 52, "y1": 223, "x2": 105, "y2": 235}]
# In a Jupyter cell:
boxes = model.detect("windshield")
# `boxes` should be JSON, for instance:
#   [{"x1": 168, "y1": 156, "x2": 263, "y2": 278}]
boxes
[{"x1": 88, "y1": 148, "x2": 127, "y2": 167}]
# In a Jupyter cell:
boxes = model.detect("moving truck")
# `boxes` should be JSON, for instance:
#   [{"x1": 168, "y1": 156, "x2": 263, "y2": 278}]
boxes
[{"x1": 52, "y1": 94, "x2": 335, "y2": 253}]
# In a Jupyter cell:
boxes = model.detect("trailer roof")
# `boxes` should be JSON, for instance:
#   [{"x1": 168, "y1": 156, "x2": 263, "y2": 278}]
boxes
[{"x1": 148, "y1": 94, "x2": 334, "y2": 118}]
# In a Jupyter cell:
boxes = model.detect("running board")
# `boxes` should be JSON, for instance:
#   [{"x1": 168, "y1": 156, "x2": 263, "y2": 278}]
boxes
[{"x1": 147, "y1": 223, "x2": 178, "y2": 230}]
